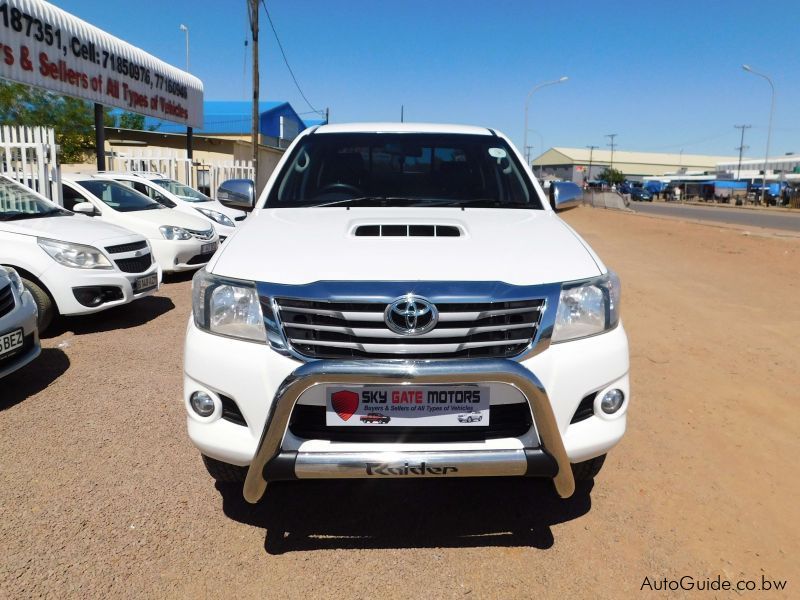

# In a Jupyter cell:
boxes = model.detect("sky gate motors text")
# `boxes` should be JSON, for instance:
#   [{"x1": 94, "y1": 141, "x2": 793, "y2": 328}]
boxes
[{"x1": 360, "y1": 389, "x2": 482, "y2": 405}]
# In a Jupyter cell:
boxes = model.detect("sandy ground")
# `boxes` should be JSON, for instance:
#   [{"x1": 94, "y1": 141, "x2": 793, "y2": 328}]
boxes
[{"x1": 1, "y1": 207, "x2": 798, "y2": 598}]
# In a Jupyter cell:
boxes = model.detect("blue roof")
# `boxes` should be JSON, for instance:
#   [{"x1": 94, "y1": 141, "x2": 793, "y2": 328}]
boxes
[{"x1": 134, "y1": 100, "x2": 310, "y2": 136}]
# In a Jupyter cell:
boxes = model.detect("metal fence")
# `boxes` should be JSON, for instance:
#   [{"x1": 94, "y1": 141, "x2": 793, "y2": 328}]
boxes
[
  {"x1": 0, "y1": 126, "x2": 61, "y2": 204},
  {"x1": 110, "y1": 149, "x2": 254, "y2": 197}
]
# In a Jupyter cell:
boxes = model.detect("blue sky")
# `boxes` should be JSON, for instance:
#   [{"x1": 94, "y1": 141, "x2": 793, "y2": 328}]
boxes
[{"x1": 60, "y1": 0, "x2": 800, "y2": 158}]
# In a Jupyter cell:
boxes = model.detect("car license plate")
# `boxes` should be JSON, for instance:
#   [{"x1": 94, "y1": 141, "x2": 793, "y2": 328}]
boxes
[
  {"x1": 133, "y1": 273, "x2": 158, "y2": 293},
  {"x1": 201, "y1": 242, "x2": 217, "y2": 255},
  {"x1": 325, "y1": 385, "x2": 490, "y2": 427},
  {"x1": 0, "y1": 328, "x2": 24, "y2": 359}
]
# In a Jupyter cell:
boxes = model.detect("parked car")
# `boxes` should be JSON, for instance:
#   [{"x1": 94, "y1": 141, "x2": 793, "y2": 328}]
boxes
[
  {"x1": 102, "y1": 172, "x2": 245, "y2": 241},
  {"x1": 61, "y1": 175, "x2": 219, "y2": 274},
  {"x1": 0, "y1": 175, "x2": 161, "y2": 331},
  {"x1": 457, "y1": 411, "x2": 483, "y2": 423},
  {"x1": 183, "y1": 123, "x2": 628, "y2": 504},
  {"x1": 630, "y1": 188, "x2": 653, "y2": 202},
  {"x1": 0, "y1": 264, "x2": 40, "y2": 378}
]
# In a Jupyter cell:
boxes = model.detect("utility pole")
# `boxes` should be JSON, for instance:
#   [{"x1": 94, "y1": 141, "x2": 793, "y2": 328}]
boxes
[
  {"x1": 400, "y1": 105, "x2": 404, "y2": 123},
  {"x1": 179, "y1": 24, "x2": 192, "y2": 166},
  {"x1": 249, "y1": 0, "x2": 259, "y2": 188},
  {"x1": 586, "y1": 145, "x2": 598, "y2": 183},
  {"x1": 325, "y1": 107, "x2": 330, "y2": 124},
  {"x1": 734, "y1": 124, "x2": 751, "y2": 180},
  {"x1": 605, "y1": 134, "x2": 617, "y2": 169},
  {"x1": 525, "y1": 145, "x2": 533, "y2": 165}
]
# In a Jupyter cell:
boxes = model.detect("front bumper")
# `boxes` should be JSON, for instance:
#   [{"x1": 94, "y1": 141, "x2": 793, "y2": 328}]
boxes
[
  {"x1": 0, "y1": 289, "x2": 41, "y2": 379},
  {"x1": 241, "y1": 359, "x2": 573, "y2": 503},
  {"x1": 184, "y1": 320, "x2": 629, "y2": 502},
  {"x1": 41, "y1": 261, "x2": 161, "y2": 316},
  {"x1": 150, "y1": 238, "x2": 218, "y2": 273}
]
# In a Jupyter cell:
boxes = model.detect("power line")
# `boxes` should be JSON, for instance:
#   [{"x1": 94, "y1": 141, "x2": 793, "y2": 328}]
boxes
[{"x1": 260, "y1": 0, "x2": 323, "y2": 116}]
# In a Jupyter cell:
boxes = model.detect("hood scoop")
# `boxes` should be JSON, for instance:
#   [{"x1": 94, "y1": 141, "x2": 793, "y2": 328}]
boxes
[{"x1": 354, "y1": 224, "x2": 461, "y2": 237}]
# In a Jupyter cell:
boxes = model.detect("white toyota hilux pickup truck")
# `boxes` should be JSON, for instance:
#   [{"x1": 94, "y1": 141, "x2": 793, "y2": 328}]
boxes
[{"x1": 184, "y1": 123, "x2": 629, "y2": 503}]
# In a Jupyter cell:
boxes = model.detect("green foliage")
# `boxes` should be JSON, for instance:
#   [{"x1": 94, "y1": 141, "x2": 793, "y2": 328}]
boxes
[
  {"x1": 0, "y1": 80, "x2": 117, "y2": 163},
  {"x1": 118, "y1": 111, "x2": 145, "y2": 130},
  {"x1": 596, "y1": 167, "x2": 625, "y2": 185}
]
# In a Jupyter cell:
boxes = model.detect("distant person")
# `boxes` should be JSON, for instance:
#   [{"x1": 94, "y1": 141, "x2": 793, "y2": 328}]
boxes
[{"x1": 674, "y1": 186, "x2": 681, "y2": 202}]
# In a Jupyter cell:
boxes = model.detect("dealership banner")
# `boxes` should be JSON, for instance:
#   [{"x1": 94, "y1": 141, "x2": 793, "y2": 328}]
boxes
[{"x1": 0, "y1": 0, "x2": 203, "y2": 127}]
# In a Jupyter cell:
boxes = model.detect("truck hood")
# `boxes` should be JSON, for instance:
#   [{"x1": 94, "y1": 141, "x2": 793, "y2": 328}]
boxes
[
  {"x1": 211, "y1": 207, "x2": 602, "y2": 285},
  {"x1": 2, "y1": 214, "x2": 145, "y2": 246}
]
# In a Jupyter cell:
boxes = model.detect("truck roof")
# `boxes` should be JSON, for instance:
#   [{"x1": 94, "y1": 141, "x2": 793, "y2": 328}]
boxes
[{"x1": 313, "y1": 122, "x2": 494, "y2": 136}]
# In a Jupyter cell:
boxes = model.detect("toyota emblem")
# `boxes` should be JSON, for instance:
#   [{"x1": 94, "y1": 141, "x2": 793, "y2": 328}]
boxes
[{"x1": 384, "y1": 295, "x2": 438, "y2": 335}]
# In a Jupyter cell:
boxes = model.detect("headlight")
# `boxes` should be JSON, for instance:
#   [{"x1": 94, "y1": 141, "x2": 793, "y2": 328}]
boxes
[
  {"x1": 195, "y1": 208, "x2": 234, "y2": 228},
  {"x1": 192, "y1": 269, "x2": 265, "y2": 343},
  {"x1": 2, "y1": 266, "x2": 25, "y2": 294},
  {"x1": 37, "y1": 238, "x2": 113, "y2": 269},
  {"x1": 160, "y1": 225, "x2": 193, "y2": 240},
  {"x1": 551, "y1": 271, "x2": 620, "y2": 343}
]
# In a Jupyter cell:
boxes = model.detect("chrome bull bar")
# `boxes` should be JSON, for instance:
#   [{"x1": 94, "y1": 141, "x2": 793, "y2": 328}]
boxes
[{"x1": 243, "y1": 359, "x2": 575, "y2": 503}]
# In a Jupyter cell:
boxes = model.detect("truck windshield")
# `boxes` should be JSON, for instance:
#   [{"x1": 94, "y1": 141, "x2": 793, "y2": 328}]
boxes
[
  {"x1": 266, "y1": 133, "x2": 544, "y2": 209},
  {"x1": 76, "y1": 180, "x2": 163, "y2": 212},
  {"x1": 0, "y1": 177, "x2": 69, "y2": 221}
]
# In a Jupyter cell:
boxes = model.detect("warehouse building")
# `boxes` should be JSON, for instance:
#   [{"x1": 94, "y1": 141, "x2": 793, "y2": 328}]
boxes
[{"x1": 532, "y1": 147, "x2": 740, "y2": 182}]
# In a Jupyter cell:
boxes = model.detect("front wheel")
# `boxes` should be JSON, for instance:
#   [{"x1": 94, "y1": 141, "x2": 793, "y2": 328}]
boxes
[
  {"x1": 571, "y1": 454, "x2": 606, "y2": 481},
  {"x1": 201, "y1": 454, "x2": 247, "y2": 483},
  {"x1": 22, "y1": 278, "x2": 55, "y2": 332}
]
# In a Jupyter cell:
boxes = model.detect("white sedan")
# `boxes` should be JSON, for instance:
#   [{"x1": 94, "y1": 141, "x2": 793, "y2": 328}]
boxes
[{"x1": 61, "y1": 175, "x2": 219, "y2": 274}]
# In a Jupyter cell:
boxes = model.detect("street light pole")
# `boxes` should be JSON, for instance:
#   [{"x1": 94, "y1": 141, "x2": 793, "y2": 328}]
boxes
[
  {"x1": 179, "y1": 24, "x2": 192, "y2": 167},
  {"x1": 742, "y1": 64, "x2": 775, "y2": 206},
  {"x1": 179, "y1": 24, "x2": 189, "y2": 71},
  {"x1": 523, "y1": 76, "x2": 568, "y2": 171}
]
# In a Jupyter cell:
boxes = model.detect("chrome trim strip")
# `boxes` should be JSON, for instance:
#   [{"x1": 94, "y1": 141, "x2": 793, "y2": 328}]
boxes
[
  {"x1": 295, "y1": 450, "x2": 528, "y2": 478},
  {"x1": 243, "y1": 358, "x2": 574, "y2": 503},
  {"x1": 284, "y1": 321, "x2": 535, "y2": 338},
  {"x1": 293, "y1": 338, "x2": 533, "y2": 353},
  {"x1": 257, "y1": 280, "x2": 561, "y2": 362}
]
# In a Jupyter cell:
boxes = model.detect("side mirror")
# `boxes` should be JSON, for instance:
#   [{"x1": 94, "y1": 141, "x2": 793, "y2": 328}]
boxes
[
  {"x1": 218, "y1": 179, "x2": 256, "y2": 212},
  {"x1": 72, "y1": 202, "x2": 98, "y2": 216},
  {"x1": 549, "y1": 181, "x2": 583, "y2": 211}
]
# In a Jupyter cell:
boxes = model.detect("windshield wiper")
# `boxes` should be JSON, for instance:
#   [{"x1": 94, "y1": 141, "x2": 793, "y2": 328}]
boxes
[
  {"x1": 0, "y1": 209, "x2": 68, "y2": 221},
  {"x1": 313, "y1": 196, "x2": 416, "y2": 208},
  {"x1": 423, "y1": 198, "x2": 533, "y2": 208}
]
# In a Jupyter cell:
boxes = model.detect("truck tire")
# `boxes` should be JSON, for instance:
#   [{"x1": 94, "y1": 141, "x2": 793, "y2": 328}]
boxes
[
  {"x1": 201, "y1": 454, "x2": 247, "y2": 483},
  {"x1": 571, "y1": 454, "x2": 606, "y2": 481},
  {"x1": 22, "y1": 278, "x2": 55, "y2": 332}
]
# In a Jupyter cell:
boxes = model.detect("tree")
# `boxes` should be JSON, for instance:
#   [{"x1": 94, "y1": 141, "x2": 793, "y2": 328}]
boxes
[
  {"x1": 118, "y1": 111, "x2": 145, "y2": 130},
  {"x1": 596, "y1": 167, "x2": 625, "y2": 186},
  {"x1": 0, "y1": 80, "x2": 115, "y2": 163}
]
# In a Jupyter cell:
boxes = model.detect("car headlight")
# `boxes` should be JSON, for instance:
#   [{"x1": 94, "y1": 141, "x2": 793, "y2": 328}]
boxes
[
  {"x1": 160, "y1": 225, "x2": 193, "y2": 240},
  {"x1": 1, "y1": 266, "x2": 25, "y2": 294},
  {"x1": 37, "y1": 238, "x2": 113, "y2": 269},
  {"x1": 192, "y1": 269, "x2": 265, "y2": 343},
  {"x1": 195, "y1": 208, "x2": 234, "y2": 228},
  {"x1": 551, "y1": 271, "x2": 620, "y2": 343}
]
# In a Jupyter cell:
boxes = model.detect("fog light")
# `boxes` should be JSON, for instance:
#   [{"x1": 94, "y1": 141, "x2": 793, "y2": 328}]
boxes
[
  {"x1": 190, "y1": 391, "x2": 215, "y2": 417},
  {"x1": 600, "y1": 389, "x2": 625, "y2": 414}
]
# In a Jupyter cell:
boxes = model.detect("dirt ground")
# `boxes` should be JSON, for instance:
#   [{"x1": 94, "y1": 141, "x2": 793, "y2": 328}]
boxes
[{"x1": 1, "y1": 207, "x2": 798, "y2": 598}]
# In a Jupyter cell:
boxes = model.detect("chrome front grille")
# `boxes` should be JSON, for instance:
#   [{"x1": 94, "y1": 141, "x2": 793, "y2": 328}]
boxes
[
  {"x1": 187, "y1": 228, "x2": 214, "y2": 241},
  {"x1": 275, "y1": 298, "x2": 546, "y2": 359}
]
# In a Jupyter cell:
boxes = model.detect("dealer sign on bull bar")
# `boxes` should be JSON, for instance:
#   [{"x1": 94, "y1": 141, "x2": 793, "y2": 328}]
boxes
[
  {"x1": 0, "y1": 0, "x2": 203, "y2": 127},
  {"x1": 326, "y1": 385, "x2": 491, "y2": 427}
]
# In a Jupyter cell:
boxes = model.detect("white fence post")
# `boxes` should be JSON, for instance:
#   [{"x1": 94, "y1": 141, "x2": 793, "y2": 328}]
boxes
[{"x1": 0, "y1": 125, "x2": 61, "y2": 204}]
